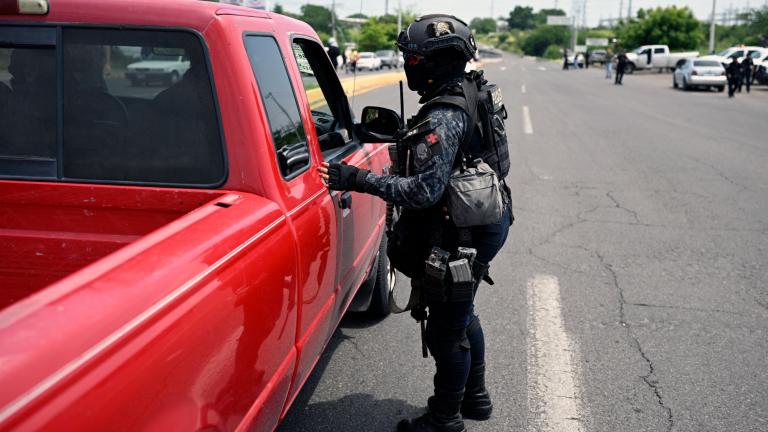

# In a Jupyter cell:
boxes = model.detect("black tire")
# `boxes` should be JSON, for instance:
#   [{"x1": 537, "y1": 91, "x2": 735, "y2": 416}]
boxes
[
  {"x1": 673, "y1": 75, "x2": 678, "y2": 88},
  {"x1": 367, "y1": 234, "x2": 394, "y2": 318},
  {"x1": 717, "y1": 86, "x2": 725, "y2": 92},
  {"x1": 625, "y1": 63, "x2": 635, "y2": 74},
  {"x1": 165, "y1": 71, "x2": 180, "y2": 86}
]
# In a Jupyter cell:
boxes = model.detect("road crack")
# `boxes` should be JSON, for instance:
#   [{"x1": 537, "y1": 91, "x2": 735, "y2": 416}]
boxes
[
  {"x1": 597, "y1": 252, "x2": 674, "y2": 432},
  {"x1": 606, "y1": 191, "x2": 641, "y2": 224}
]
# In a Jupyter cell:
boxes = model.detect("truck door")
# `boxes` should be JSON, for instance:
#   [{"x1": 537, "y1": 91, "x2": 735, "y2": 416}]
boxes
[
  {"x1": 288, "y1": 37, "x2": 386, "y2": 315},
  {"x1": 639, "y1": 48, "x2": 651, "y2": 68},
  {"x1": 243, "y1": 32, "x2": 341, "y2": 416},
  {"x1": 653, "y1": 47, "x2": 666, "y2": 68}
]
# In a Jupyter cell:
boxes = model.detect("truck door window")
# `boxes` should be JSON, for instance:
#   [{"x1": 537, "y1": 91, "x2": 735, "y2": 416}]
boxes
[
  {"x1": 0, "y1": 26, "x2": 226, "y2": 186},
  {"x1": 290, "y1": 38, "x2": 353, "y2": 155},
  {"x1": 245, "y1": 35, "x2": 309, "y2": 179},
  {"x1": 654, "y1": 48, "x2": 665, "y2": 54},
  {"x1": 0, "y1": 44, "x2": 57, "y2": 176}
]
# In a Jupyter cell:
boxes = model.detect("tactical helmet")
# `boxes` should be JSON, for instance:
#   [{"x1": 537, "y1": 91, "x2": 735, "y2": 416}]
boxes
[{"x1": 397, "y1": 14, "x2": 477, "y2": 62}]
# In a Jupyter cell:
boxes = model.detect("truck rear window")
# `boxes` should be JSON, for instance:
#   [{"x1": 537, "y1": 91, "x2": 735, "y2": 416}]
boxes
[{"x1": 0, "y1": 26, "x2": 225, "y2": 186}]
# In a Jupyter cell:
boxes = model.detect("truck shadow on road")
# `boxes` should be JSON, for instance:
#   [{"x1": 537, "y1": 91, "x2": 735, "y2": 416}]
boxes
[{"x1": 277, "y1": 321, "x2": 421, "y2": 431}]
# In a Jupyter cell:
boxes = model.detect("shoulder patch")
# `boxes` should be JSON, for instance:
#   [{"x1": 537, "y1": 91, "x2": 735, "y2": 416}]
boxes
[{"x1": 404, "y1": 118, "x2": 433, "y2": 139}]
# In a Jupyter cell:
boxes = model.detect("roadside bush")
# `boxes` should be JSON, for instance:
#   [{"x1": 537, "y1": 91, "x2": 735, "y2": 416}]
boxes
[
  {"x1": 543, "y1": 44, "x2": 563, "y2": 59},
  {"x1": 521, "y1": 26, "x2": 569, "y2": 57}
]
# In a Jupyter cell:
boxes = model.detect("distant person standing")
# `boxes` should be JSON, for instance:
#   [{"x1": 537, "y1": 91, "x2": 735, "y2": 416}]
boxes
[
  {"x1": 615, "y1": 51, "x2": 627, "y2": 85},
  {"x1": 585, "y1": 50, "x2": 590, "y2": 69},
  {"x1": 741, "y1": 55, "x2": 754, "y2": 93},
  {"x1": 605, "y1": 48, "x2": 614, "y2": 79},
  {"x1": 563, "y1": 47, "x2": 569, "y2": 70},
  {"x1": 327, "y1": 38, "x2": 340, "y2": 71},
  {"x1": 349, "y1": 49, "x2": 359, "y2": 74},
  {"x1": 726, "y1": 56, "x2": 741, "y2": 98}
]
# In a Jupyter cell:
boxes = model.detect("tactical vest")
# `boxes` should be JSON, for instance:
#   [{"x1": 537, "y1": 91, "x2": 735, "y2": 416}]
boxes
[{"x1": 416, "y1": 71, "x2": 511, "y2": 181}]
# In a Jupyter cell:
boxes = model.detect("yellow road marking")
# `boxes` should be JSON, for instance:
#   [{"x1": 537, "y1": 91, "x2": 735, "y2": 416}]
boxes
[{"x1": 306, "y1": 71, "x2": 406, "y2": 108}]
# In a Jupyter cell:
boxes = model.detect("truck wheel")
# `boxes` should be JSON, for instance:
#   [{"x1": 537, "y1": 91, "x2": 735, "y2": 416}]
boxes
[
  {"x1": 367, "y1": 234, "x2": 394, "y2": 318},
  {"x1": 165, "y1": 71, "x2": 180, "y2": 86},
  {"x1": 625, "y1": 63, "x2": 635, "y2": 74}
]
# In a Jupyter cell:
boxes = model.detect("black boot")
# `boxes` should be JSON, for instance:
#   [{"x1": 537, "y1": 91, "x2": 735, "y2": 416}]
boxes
[
  {"x1": 461, "y1": 363, "x2": 492, "y2": 420},
  {"x1": 397, "y1": 390, "x2": 466, "y2": 432}
]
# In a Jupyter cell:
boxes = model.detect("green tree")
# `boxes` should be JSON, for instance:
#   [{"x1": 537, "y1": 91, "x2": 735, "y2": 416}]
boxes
[
  {"x1": 616, "y1": 6, "x2": 703, "y2": 50},
  {"x1": 300, "y1": 4, "x2": 333, "y2": 35},
  {"x1": 507, "y1": 6, "x2": 536, "y2": 30},
  {"x1": 521, "y1": 25, "x2": 570, "y2": 56},
  {"x1": 470, "y1": 17, "x2": 497, "y2": 34},
  {"x1": 358, "y1": 18, "x2": 398, "y2": 51},
  {"x1": 745, "y1": 7, "x2": 768, "y2": 45}
]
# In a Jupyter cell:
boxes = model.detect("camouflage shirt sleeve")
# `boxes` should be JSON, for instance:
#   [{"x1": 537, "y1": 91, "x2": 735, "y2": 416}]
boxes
[{"x1": 361, "y1": 105, "x2": 469, "y2": 209}]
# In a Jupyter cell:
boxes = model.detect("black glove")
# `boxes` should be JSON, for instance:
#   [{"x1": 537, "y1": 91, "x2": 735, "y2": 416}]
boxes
[{"x1": 327, "y1": 162, "x2": 370, "y2": 192}]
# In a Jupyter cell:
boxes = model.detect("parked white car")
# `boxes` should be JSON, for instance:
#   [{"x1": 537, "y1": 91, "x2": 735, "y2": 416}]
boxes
[
  {"x1": 624, "y1": 45, "x2": 699, "y2": 73},
  {"x1": 700, "y1": 46, "x2": 767, "y2": 65},
  {"x1": 355, "y1": 52, "x2": 382, "y2": 71},
  {"x1": 673, "y1": 58, "x2": 726, "y2": 92},
  {"x1": 125, "y1": 54, "x2": 190, "y2": 86}
]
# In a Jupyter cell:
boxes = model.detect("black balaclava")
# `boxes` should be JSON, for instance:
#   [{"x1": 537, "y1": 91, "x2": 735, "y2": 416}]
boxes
[{"x1": 404, "y1": 49, "x2": 467, "y2": 96}]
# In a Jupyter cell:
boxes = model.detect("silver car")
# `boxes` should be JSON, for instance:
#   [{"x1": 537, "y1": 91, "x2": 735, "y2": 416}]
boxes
[{"x1": 673, "y1": 58, "x2": 726, "y2": 92}]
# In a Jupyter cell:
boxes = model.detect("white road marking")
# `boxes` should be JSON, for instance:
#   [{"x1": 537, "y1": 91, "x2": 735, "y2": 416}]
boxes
[
  {"x1": 538, "y1": 66, "x2": 547, "y2": 71},
  {"x1": 521, "y1": 84, "x2": 527, "y2": 94},
  {"x1": 500, "y1": 66, "x2": 508, "y2": 71},
  {"x1": 526, "y1": 275, "x2": 585, "y2": 432},
  {"x1": 522, "y1": 106, "x2": 534, "y2": 135}
]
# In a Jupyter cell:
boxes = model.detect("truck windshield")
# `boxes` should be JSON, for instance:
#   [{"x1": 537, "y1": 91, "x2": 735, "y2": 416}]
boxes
[
  {"x1": 717, "y1": 48, "x2": 735, "y2": 57},
  {"x1": 0, "y1": 26, "x2": 225, "y2": 186}
]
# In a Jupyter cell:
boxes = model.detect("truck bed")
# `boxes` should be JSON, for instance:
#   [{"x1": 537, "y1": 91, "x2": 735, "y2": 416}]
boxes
[{"x1": 0, "y1": 181, "x2": 224, "y2": 310}]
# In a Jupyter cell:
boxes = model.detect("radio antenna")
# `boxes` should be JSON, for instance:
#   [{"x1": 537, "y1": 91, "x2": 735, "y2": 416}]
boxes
[{"x1": 399, "y1": 80, "x2": 405, "y2": 128}]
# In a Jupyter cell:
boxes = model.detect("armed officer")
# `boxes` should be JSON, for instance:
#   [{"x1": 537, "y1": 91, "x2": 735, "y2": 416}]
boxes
[{"x1": 319, "y1": 14, "x2": 512, "y2": 432}]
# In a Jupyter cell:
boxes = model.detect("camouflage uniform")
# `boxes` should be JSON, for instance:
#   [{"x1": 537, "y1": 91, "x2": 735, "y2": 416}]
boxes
[{"x1": 361, "y1": 105, "x2": 470, "y2": 209}]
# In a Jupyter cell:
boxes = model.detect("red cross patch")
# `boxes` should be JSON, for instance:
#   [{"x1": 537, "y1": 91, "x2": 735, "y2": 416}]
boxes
[{"x1": 426, "y1": 133, "x2": 439, "y2": 145}]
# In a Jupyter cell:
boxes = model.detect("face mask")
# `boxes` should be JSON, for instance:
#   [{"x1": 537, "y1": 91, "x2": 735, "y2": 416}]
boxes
[{"x1": 403, "y1": 54, "x2": 430, "y2": 92}]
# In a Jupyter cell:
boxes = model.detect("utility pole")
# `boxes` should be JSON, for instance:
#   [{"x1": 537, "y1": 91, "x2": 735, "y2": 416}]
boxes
[
  {"x1": 331, "y1": 0, "x2": 336, "y2": 41},
  {"x1": 491, "y1": 0, "x2": 494, "y2": 19},
  {"x1": 627, "y1": 0, "x2": 632, "y2": 20},
  {"x1": 708, "y1": 0, "x2": 717, "y2": 54},
  {"x1": 618, "y1": 0, "x2": 623, "y2": 22},
  {"x1": 571, "y1": 1, "x2": 579, "y2": 53},
  {"x1": 385, "y1": 0, "x2": 388, "y2": 16}
]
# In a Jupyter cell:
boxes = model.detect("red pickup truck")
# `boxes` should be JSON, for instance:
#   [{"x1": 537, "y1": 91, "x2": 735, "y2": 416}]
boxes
[{"x1": 0, "y1": 1, "x2": 394, "y2": 430}]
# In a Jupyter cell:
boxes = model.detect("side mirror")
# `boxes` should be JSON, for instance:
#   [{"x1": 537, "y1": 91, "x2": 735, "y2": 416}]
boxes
[{"x1": 358, "y1": 106, "x2": 402, "y2": 143}]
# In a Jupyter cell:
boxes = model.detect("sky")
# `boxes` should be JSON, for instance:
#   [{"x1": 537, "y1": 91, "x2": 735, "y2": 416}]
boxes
[{"x1": 271, "y1": 0, "x2": 764, "y2": 27}]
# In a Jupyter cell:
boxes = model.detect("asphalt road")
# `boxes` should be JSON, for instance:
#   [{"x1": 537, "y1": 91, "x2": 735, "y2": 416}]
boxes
[{"x1": 277, "y1": 55, "x2": 768, "y2": 432}]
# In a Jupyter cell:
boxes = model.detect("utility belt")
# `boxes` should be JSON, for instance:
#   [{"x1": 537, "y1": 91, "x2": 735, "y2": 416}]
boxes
[{"x1": 389, "y1": 242, "x2": 492, "y2": 358}]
